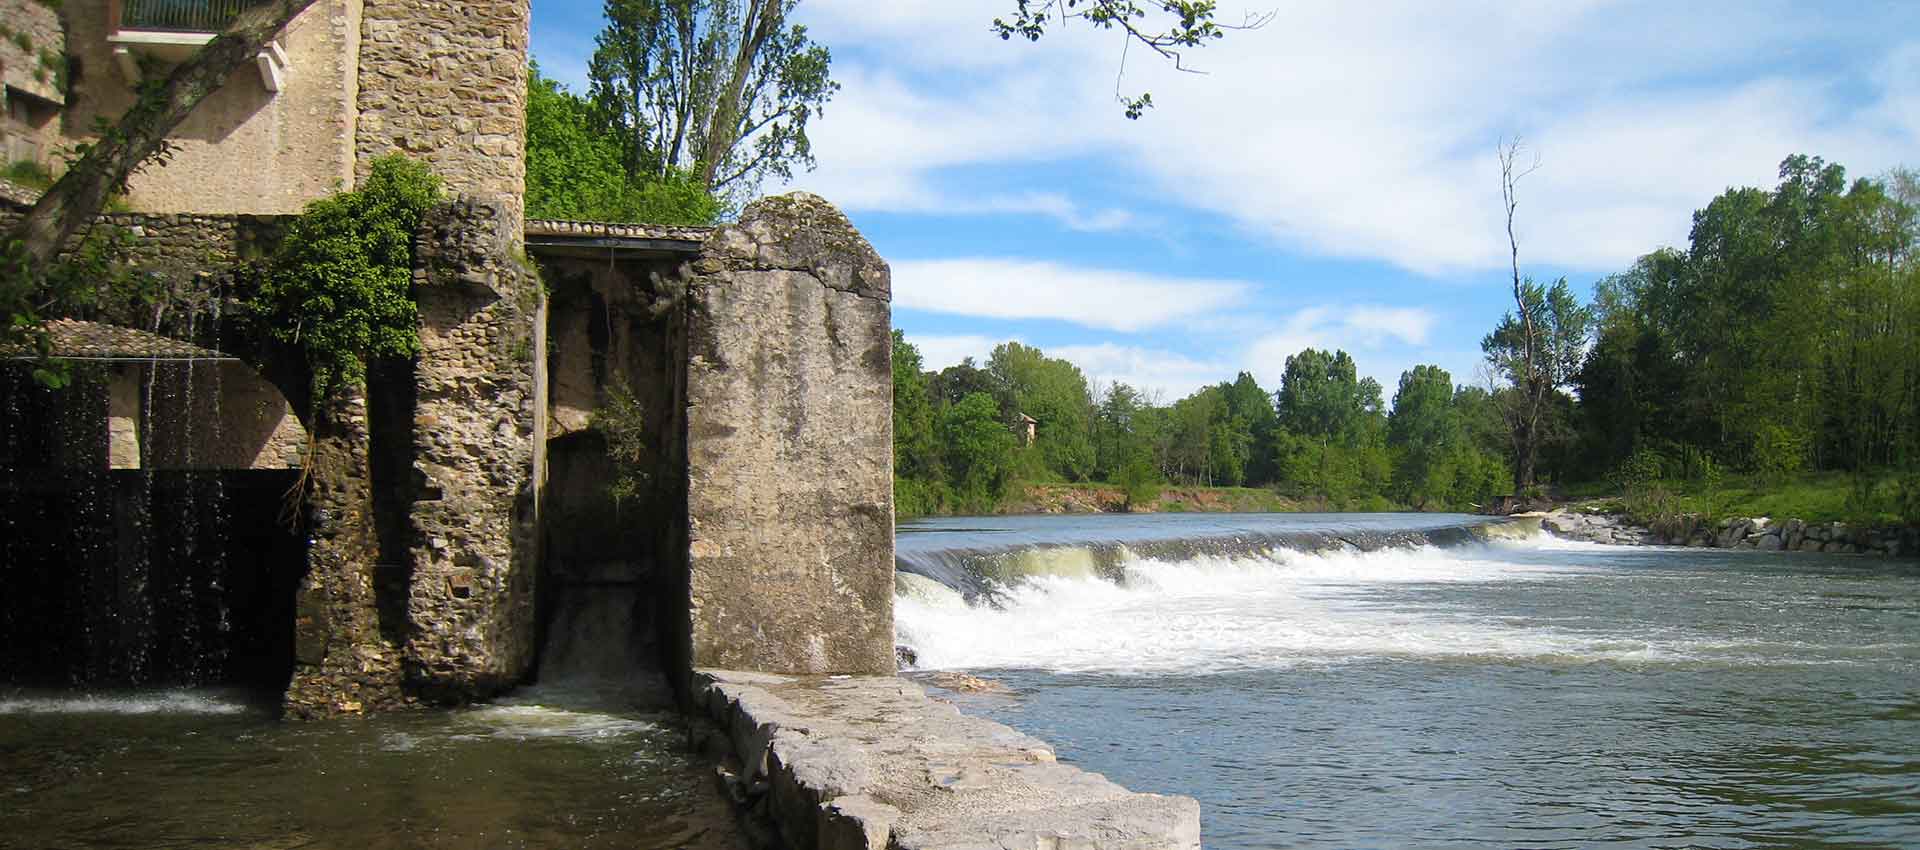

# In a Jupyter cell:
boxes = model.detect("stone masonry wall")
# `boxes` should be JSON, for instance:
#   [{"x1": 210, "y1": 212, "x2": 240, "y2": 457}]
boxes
[
  {"x1": 356, "y1": 0, "x2": 529, "y2": 231},
  {"x1": 401, "y1": 197, "x2": 539, "y2": 701},
  {"x1": 684, "y1": 193, "x2": 896, "y2": 676},
  {"x1": 0, "y1": 0, "x2": 65, "y2": 106},
  {"x1": 286, "y1": 388, "x2": 407, "y2": 717},
  {"x1": 0, "y1": 0, "x2": 66, "y2": 168},
  {"x1": 60, "y1": 0, "x2": 363, "y2": 214}
]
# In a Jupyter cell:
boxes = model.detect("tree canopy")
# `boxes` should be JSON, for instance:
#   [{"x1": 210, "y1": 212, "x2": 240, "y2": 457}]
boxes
[{"x1": 589, "y1": 0, "x2": 836, "y2": 208}]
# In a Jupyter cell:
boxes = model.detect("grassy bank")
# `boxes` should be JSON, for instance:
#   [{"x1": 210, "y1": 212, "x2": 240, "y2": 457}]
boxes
[{"x1": 1568, "y1": 472, "x2": 1917, "y2": 528}]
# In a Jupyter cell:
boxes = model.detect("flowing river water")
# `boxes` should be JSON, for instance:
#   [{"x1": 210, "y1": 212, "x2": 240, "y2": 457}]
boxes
[
  {"x1": 4, "y1": 513, "x2": 1914, "y2": 848},
  {"x1": 896, "y1": 513, "x2": 1920, "y2": 849}
]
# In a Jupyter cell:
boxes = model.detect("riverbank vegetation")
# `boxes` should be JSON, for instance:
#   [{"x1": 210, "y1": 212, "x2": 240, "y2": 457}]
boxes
[
  {"x1": 890, "y1": 332, "x2": 1511, "y2": 517},
  {"x1": 893, "y1": 155, "x2": 1920, "y2": 524},
  {"x1": 1549, "y1": 156, "x2": 1919, "y2": 527}
]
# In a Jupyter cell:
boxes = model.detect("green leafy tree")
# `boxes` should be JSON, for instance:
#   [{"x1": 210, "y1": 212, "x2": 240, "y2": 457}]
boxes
[
  {"x1": 1388, "y1": 365, "x2": 1459, "y2": 508},
  {"x1": 1482, "y1": 277, "x2": 1591, "y2": 492},
  {"x1": 987, "y1": 341, "x2": 1096, "y2": 481},
  {"x1": 248, "y1": 155, "x2": 441, "y2": 399},
  {"x1": 525, "y1": 65, "x2": 720, "y2": 224},
  {"x1": 589, "y1": 0, "x2": 837, "y2": 207},
  {"x1": 890, "y1": 331, "x2": 947, "y2": 516},
  {"x1": 1273, "y1": 348, "x2": 1389, "y2": 505},
  {"x1": 940, "y1": 392, "x2": 1018, "y2": 513},
  {"x1": 1218, "y1": 371, "x2": 1279, "y2": 485}
]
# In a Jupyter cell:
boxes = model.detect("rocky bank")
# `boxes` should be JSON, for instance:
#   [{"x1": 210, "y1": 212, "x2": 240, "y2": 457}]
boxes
[{"x1": 1540, "y1": 508, "x2": 1918, "y2": 558}]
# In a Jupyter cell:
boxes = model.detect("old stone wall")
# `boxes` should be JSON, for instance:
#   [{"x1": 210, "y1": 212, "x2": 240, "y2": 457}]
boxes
[
  {"x1": 0, "y1": 192, "x2": 283, "y2": 335},
  {"x1": 0, "y1": 0, "x2": 66, "y2": 168},
  {"x1": 355, "y1": 0, "x2": 528, "y2": 232},
  {"x1": 58, "y1": 0, "x2": 363, "y2": 214},
  {"x1": 286, "y1": 387, "x2": 408, "y2": 717},
  {"x1": 401, "y1": 197, "x2": 539, "y2": 701},
  {"x1": 0, "y1": 0, "x2": 65, "y2": 106},
  {"x1": 684, "y1": 193, "x2": 896, "y2": 676}
]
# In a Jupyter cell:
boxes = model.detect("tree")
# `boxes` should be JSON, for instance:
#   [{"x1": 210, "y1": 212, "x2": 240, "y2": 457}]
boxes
[
  {"x1": 1217, "y1": 371, "x2": 1279, "y2": 485},
  {"x1": 3, "y1": 0, "x2": 322, "y2": 354},
  {"x1": 940, "y1": 392, "x2": 1018, "y2": 513},
  {"x1": 1486, "y1": 139, "x2": 1593, "y2": 493},
  {"x1": 1482, "y1": 277, "x2": 1591, "y2": 492},
  {"x1": 588, "y1": 0, "x2": 837, "y2": 207},
  {"x1": 890, "y1": 331, "x2": 940, "y2": 482},
  {"x1": 1387, "y1": 365, "x2": 1458, "y2": 507},
  {"x1": 525, "y1": 65, "x2": 720, "y2": 224},
  {"x1": 987, "y1": 341, "x2": 1096, "y2": 481},
  {"x1": 992, "y1": 1, "x2": 1271, "y2": 118},
  {"x1": 1275, "y1": 348, "x2": 1375, "y2": 442}
]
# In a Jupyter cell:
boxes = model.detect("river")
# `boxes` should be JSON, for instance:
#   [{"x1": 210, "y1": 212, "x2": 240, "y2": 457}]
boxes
[
  {"x1": 0, "y1": 679, "x2": 745, "y2": 850},
  {"x1": 896, "y1": 513, "x2": 1920, "y2": 849}
]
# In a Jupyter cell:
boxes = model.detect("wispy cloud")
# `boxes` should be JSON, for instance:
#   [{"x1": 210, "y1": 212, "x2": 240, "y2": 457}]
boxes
[
  {"x1": 1050, "y1": 342, "x2": 1235, "y2": 401},
  {"x1": 893, "y1": 258, "x2": 1248, "y2": 332},
  {"x1": 906, "y1": 333, "x2": 1011, "y2": 371},
  {"x1": 790, "y1": 0, "x2": 1920, "y2": 275}
]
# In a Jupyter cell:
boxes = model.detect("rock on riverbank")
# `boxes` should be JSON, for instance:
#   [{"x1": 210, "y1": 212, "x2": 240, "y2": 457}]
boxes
[{"x1": 1539, "y1": 508, "x2": 1917, "y2": 558}]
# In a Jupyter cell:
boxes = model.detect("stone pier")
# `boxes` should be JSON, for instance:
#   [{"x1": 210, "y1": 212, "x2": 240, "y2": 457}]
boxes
[{"x1": 692, "y1": 670, "x2": 1203, "y2": 850}]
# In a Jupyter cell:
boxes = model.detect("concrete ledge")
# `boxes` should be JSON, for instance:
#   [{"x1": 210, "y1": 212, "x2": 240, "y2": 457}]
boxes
[{"x1": 691, "y1": 669, "x2": 1202, "y2": 850}]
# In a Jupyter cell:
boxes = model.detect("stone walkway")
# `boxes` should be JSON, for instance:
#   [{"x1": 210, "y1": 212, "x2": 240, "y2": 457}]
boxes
[{"x1": 691, "y1": 670, "x2": 1201, "y2": 850}]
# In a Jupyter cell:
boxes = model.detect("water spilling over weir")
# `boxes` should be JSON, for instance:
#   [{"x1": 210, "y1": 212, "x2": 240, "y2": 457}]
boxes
[{"x1": 890, "y1": 513, "x2": 1920, "y2": 849}]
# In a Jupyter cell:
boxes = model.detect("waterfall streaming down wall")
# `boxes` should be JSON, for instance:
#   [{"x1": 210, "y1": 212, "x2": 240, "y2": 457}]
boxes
[
  {"x1": 0, "y1": 360, "x2": 304, "y2": 691},
  {"x1": 537, "y1": 578, "x2": 648, "y2": 683}
]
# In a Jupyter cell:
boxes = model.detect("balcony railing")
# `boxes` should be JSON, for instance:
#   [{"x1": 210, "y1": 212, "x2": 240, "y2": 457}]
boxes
[{"x1": 119, "y1": 0, "x2": 269, "y2": 34}]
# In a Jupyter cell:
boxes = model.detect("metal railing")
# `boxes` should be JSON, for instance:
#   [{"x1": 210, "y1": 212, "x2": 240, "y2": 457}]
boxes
[{"x1": 119, "y1": 0, "x2": 269, "y2": 33}]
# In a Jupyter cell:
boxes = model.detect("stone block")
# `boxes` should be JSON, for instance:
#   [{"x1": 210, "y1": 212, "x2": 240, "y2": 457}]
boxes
[{"x1": 685, "y1": 194, "x2": 895, "y2": 676}]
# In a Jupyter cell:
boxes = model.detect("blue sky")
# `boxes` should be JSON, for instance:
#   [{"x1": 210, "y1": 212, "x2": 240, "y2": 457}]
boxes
[{"x1": 531, "y1": 0, "x2": 1920, "y2": 402}]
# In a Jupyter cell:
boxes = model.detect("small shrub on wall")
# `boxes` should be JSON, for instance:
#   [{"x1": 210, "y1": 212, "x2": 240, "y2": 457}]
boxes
[{"x1": 247, "y1": 155, "x2": 441, "y2": 401}]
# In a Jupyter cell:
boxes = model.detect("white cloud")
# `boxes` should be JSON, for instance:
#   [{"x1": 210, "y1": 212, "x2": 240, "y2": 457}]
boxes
[
  {"x1": 1344, "y1": 306, "x2": 1436, "y2": 347},
  {"x1": 787, "y1": 0, "x2": 1920, "y2": 275},
  {"x1": 906, "y1": 334, "x2": 1011, "y2": 371},
  {"x1": 1242, "y1": 305, "x2": 1444, "y2": 392},
  {"x1": 1049, "y1": 342, "x2": 1235, "y2": 401},
  {"x1": 892, "y1": 258, "x2": 1248, "y2": 332}
]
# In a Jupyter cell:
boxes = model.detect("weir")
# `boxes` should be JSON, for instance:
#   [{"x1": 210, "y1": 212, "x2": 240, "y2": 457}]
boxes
[{"x1": 895, "y1": 513, "x2": 1526, "y2": 599}]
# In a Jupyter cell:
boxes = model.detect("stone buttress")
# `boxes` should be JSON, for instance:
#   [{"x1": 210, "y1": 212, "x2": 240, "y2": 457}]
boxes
[{"x1": 683, "y1": 193, "x2": 897, "y2": 676}]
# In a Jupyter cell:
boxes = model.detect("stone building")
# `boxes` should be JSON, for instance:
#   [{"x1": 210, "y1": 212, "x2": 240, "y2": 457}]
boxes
[{"x1": 0, "y1": 0, "x2": 897, "y2": 715}]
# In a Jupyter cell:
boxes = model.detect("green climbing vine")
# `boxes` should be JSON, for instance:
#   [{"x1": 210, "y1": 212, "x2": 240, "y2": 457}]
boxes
[{"x1": 247, "y1": 155, "x2": 441, "y2": 402}]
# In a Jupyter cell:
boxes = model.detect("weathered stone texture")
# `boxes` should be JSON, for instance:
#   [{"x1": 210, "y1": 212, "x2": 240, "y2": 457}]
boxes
[
  {"x1": 286, "y1": 388, "x2": 408, "y2": 718},
  {"x1": 402, "y1": 197, "x2": 539, "y2": 701},
  {"x1": 692, "y1": 670, "x2": 1204, "y2": 850},
  {"x1": 0, "y1": 0, "x2": 65, "y2": 167},
  {"x1": 356, "y1": 0, "x2": 529, "y2": 230},
  {"x1": 0, "y1": 0, "x2": 64, "y2": 106},
  {"x1": 685, "y1": 193, "x2": 895, "y2": 676},
  {"x1": 59, "y1": 0, "x2": 362, "y2": 213}
]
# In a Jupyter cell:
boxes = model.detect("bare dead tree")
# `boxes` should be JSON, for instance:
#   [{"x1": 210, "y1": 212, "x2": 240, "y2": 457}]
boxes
[{"x1": 1496, "y1": 137, "x2": 1547, "y2": 494}]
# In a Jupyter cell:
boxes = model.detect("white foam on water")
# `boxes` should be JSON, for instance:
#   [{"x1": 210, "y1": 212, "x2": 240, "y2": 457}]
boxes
[
  {"x1": 453, "y1": 702, "x2": 659, "y2": 741},
  {"x1": 0, "y1": 689, "x2": 249, "y2": 716},
  {"x1": 894, "y1": 537, "x2": 1722, "y2": 674},
  {"x1": 446, "y1": 682, "x2": 665, "y2": 742}
]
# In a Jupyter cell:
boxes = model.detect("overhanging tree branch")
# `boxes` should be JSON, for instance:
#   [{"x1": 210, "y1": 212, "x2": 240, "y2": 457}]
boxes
[{"x1": 4, "y1": 0, "x2": 321, "y2": 282}]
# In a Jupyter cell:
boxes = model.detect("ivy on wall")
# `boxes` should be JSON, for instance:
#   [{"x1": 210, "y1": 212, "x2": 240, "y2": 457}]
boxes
[{"x1": 247, "y1": 155, "x2": 440, "y2": 402}]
